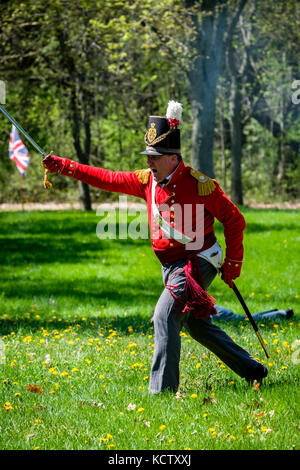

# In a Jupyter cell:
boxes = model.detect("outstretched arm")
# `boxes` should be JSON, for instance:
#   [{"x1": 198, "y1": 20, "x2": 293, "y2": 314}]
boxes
[{"x1": 42, "y1": 154, "x2": 147, "y2": 200}]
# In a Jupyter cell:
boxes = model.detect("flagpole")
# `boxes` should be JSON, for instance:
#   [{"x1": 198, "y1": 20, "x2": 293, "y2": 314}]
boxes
[{"x1": 19, "y1": 173, "x2": 24, "y2": 211}]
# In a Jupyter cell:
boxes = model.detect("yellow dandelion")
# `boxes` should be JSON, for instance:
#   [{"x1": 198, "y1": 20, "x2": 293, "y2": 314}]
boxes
[
  {"x1": 159, "y1": 425, "x2": 166, "y2": 431},
  {"x1": 191, "y1": 394, "x2": 198, "y2": 399},
  {"x1": 137, "y1": 407, "x2": 145, "y2": 412},
  {"x1": 60, "y1": 371, "x2": 69, "y2": 377}
]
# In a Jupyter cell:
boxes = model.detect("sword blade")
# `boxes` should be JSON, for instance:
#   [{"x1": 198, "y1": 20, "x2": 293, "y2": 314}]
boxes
[{"x1": 0, "y1": 104, "x2": 47, "y2": 157}]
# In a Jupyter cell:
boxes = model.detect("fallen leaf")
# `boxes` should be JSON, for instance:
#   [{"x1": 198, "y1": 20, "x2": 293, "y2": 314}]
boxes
[
  {"x1": 253, "y1": 380, "x2": 260, "y2": 391},
  {"x1": 175, "y1": 391, "x2": 185, "y2": 400},
  {"x1": 79, "y1": 401, "x2": 105, "y2": 408},
  {"x1": 254, "y1": 411, "x2": 266, "y2": 419},
  {"x1": 26, "y1": 384, "x2": 44, "y2": 394},
  {"x1": 202, "y1": 396, "x2": 217, "y2": 405}
]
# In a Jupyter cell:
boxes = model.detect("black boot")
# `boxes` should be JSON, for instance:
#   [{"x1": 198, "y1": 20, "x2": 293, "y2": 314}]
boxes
[
  {"x1": 245, "y1": 364, "x2": 268, "y2": 385},
  {"x1": 285, "y1": 308, "x2": 294, "y2": 319}
]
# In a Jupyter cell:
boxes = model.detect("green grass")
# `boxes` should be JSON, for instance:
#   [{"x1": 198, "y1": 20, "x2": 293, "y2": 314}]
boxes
[{"x1": 0, "y1": 208, "x2": 299, "y2": 450}]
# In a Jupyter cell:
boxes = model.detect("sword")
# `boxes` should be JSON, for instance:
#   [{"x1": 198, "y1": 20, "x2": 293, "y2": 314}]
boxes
[
  {"x1": 0, "y1": 104, "x2": 53, "y2": 188},
  {"x1": 231, "y1": 281, "x2": 270, "y2": 358},
  {"x1": 0, "y1": 104, "x2": 47, "y2": 157}
]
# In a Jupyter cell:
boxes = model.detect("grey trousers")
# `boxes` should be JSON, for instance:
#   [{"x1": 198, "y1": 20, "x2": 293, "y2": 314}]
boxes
[{"x1": 149, "y1": 257, "x2": 263, "y2": 393}]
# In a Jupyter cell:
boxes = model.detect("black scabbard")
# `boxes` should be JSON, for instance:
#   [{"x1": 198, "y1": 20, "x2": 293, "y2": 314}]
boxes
[{"x1": 232, "y1": 282, "x2": 270, "y2": 359}]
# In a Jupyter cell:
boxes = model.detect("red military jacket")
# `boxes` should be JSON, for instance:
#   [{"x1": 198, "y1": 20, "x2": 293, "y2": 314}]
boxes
[{"x1": 59, "y1": 158, "x2": 245, "y2": 270}]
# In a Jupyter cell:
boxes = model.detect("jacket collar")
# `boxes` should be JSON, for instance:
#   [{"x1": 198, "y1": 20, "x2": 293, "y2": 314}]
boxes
[{"x1": 154, "y1": 160, "x2": 187, "y2": 206}]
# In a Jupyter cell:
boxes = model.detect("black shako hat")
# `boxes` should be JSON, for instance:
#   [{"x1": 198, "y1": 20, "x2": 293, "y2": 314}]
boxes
[{"x1": 141, "y1": 101, "x2": 182, "y2": 156}]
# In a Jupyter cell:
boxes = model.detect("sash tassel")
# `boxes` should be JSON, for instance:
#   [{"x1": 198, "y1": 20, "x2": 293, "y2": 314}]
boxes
[{"x1": 166, "y1": 255, "x2": 217, "y2": 319}]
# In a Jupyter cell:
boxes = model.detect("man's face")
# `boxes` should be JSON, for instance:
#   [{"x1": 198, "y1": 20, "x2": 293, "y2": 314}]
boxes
[{"x1": 146, "y1": 154, "x2": 179, "y2": 183}]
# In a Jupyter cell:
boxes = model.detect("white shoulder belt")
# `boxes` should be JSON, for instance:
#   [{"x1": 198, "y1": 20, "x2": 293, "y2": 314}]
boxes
[{"x1": 151, "y1": 179, "x2": 223, "y2": 269}]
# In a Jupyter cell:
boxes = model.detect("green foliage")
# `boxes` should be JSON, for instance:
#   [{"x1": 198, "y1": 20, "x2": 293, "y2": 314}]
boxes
[{"x1": 0, "y1": 0, "x2": 299, "y2": 205}]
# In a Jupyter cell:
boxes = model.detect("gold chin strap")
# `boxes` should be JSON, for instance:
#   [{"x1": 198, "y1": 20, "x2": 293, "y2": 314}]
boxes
[{"x1": 42, "y1": 151, "x2": 54, "y2": 189}]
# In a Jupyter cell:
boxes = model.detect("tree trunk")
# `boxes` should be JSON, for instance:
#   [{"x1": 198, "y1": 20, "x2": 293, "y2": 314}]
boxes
[
  {"x1": 186, "y1": 1, "x2": 228, "y2": 178},
  {"x1": 70, "y1": 85, "x2": 92, "y2": 211},
  {"x1": 226, "y1": 2, "x2": 250, "y2": 204},
  {"x1": 229, "y1": 78, "x2": 243, "y2": 205},
  {"x1": 56, "y1": 22, "x2": 92, "y2": 211}
]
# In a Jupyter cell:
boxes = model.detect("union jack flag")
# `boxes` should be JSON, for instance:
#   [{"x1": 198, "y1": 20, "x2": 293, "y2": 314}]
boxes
[{"x1": 9, "y1": 125, "x2": 30, "y2": 176}]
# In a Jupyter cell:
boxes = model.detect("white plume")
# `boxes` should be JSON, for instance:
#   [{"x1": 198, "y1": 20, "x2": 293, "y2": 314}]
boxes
[{"x1": 166, "y1": 100, "x2": 183, "y2": 121}]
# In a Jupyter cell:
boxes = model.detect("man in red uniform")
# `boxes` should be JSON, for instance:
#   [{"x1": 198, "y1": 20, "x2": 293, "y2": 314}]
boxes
[{"x1": 42, "y1": 101, "x2": 268, "y2": 393}]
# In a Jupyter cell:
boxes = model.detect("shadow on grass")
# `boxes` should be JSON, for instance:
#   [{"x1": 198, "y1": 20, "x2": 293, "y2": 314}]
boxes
[
  {"x1": 0, "y1": 233, "x2": 150, "y2": 266},
  {"x1": 244, "y1": 222, "x2": 299, "y2": 233}
]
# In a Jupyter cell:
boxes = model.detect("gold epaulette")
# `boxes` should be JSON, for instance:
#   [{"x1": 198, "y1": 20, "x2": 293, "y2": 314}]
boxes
[
  {"x1": 135, "y1": 168, "x2": 151, "y2": 184},
  {"x1": 190, "y1": 168, "x2": 216, "y2": 196}
]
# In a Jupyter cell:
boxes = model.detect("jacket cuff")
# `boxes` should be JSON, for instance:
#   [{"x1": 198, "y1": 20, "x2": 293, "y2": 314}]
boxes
[
  {"x1": 60, "y1": 158, "x2": 80, "y2": 177},
  {"x1": 223, "y1": 257, "x2": 243, "y2": 276}
]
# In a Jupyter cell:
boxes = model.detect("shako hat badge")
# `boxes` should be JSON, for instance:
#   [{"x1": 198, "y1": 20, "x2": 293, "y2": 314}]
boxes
[{"x1": 141, "y1": 100, "x2": 182, "y2": 156}]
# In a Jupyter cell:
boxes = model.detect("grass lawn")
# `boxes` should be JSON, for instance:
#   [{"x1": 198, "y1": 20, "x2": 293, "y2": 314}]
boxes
[{"x1": 0, "y1": 207, "x2": 299, "y2": 450}]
